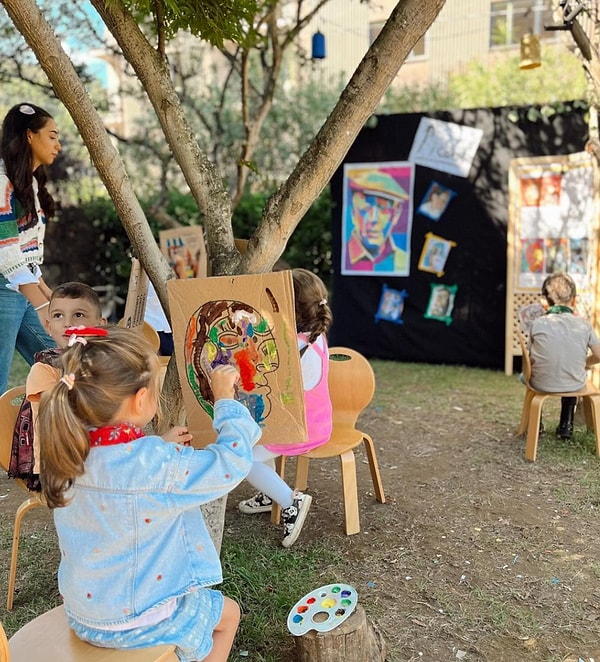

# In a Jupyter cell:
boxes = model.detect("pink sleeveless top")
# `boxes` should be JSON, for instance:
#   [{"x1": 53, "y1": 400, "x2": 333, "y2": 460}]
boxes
[{"x1": 266, "y1": 333, "x2": 332, "y2": 456}]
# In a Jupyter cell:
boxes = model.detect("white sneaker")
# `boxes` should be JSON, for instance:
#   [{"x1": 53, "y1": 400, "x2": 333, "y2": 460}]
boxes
[
  {"x1": 238, "y1": 492, "x2": 273, "y2": 514},
  {"x1": 281, "y1": 492, "x2": 312, "y2": 548}
]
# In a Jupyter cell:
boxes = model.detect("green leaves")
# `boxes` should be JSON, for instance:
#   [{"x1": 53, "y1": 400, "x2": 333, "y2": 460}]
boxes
[{"x1": 118, "y1": 0, "x2": 260, "y2": 45}]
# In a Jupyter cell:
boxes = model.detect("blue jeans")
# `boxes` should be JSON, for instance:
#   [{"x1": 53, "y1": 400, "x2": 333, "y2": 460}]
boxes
[{"x1": 0, "y1": 275, "x2": 55, "y2": 393}]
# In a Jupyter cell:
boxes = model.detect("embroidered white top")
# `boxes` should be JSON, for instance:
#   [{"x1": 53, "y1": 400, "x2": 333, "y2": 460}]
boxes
[{"x1": 0, "y1": 160, "x2": 46, "y2": 284}]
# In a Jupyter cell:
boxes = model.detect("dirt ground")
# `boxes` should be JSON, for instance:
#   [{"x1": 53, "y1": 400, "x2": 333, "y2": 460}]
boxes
[
  {"x1": 2, "y1": 362, "x2": 600, "y2": 661},
  {"x1": 227, "y1": 362, "x2": 600, "y2": 662}
]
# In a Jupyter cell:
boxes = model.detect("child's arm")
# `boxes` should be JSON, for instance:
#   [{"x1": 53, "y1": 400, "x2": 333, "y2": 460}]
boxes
[
  {"x1": 586, "y1": 343, "x2": 600, "y2": 368},
  {"x1": 166, "y1": 365, "x2": 261, "y2": 501}
]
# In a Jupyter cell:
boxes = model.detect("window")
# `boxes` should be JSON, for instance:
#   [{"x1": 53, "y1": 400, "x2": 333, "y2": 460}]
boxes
[
  {"x1": 369, "y1": 21, "x2": 427, "y2": 59},
  {"x1": 490, "y1": 0, "x2": 554, "y2": 47}
]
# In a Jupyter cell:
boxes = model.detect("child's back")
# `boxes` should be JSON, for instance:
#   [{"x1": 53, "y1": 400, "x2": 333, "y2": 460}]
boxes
[{"x1": 38, "y1": 325, "x2": 261, "y2": 661}]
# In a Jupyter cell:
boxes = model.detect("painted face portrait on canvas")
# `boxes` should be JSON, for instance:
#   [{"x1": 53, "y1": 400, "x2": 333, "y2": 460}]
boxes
[{"x1": 184, "y1": 300, "x2": 279, "y2": 424}]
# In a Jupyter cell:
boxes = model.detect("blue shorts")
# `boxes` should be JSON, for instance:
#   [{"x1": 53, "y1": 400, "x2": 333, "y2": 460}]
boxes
[{"x1": 68, "y1": 588, "x2": 224, "y2": 662}]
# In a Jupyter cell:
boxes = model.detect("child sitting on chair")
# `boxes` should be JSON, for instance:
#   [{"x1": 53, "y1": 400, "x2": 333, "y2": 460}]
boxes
[
  {"x1": 10, "y1": 282, "x2": 191, "y2": 491},
  {"x1": 38, "y1": 326, "x2": 260, "y2": 661},
  {"x1": 529, "y1": 272, "x2": 600, "y2": 439},
  {"x1": 238, "y1": 268, "x2": 333, "y2": 548},
  {"x1": 10, "y1": 282, "x2": 107, "y2": 491}
]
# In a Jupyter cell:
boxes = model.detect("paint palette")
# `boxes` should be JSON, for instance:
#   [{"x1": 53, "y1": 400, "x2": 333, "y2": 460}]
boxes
[{"x1": 287, "y1": 583, "x2": 358, "y2": 636}]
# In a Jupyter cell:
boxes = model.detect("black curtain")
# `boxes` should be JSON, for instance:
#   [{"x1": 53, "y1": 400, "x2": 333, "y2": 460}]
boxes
[{"x1": 330, "y1": 104, "x2": 588, "y2": 369}]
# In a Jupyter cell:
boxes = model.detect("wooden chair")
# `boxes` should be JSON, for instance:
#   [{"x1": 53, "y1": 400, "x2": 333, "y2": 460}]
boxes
[
  {"x1": 271, "y1": 346, "x2": 385, "y2": 535},
  {"x1": 517, "y1": 333, "x2": 600, "y2": 462},
  {"x1": 3, "y1": 605, "x2": 177, "y2": 661},
  {"x1": 0, "y1": 385, "x2": 47, "y2": 611}
]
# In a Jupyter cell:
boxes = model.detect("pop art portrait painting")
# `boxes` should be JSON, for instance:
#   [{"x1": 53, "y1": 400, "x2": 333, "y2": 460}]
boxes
[
  {"x1": 167, "y1": 271, "x2": 306, "y2": 447},
  {"x1": 342, "y1": 162, "x2": 414, "y2": 277}
]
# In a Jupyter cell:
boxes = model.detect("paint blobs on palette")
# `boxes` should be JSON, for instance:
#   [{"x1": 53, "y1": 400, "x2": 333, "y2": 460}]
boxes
[{"x1": 287, "y1": 583, "x2": 358, "y2": 636}]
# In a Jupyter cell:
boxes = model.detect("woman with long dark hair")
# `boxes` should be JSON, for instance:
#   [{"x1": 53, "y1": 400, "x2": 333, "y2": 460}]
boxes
[{"x1": 0, "y1": 102, "x2": 61, "y2": 393}]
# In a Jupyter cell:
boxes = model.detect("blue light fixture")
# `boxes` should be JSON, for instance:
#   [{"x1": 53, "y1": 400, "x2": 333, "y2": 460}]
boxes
[{"x1": 311, "y1": 30, "x2": 326, "y2": 59}]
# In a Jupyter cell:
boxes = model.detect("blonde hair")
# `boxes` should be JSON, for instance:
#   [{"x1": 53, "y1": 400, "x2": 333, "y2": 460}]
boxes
[
  {"x1": 292, "y1": 268, "x2": 332, "y2": 344},
  {"x1": 38, "y1": 326, "x2": 160, "y2": 509},
  {"x1": 541, "y1": 272, "x2": 576, "y2": 306}
]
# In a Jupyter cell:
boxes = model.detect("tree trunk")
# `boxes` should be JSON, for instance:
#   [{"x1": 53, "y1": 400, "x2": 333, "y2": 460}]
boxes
[{"x1": 294, "y1": 605, "x2": 386, "y2": 662}]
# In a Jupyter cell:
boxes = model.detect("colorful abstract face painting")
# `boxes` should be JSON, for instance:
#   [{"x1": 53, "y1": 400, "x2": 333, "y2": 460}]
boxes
[
  {"x1": 168, "y1": 272, "x2": 306, "y2": 448},
  {"x1": 184, "y1": 300, "x2": 279, "y2": 425}
]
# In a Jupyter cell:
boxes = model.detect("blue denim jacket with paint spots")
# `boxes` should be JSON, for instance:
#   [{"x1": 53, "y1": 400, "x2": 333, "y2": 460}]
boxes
[{"x1": 53, "y1": 399, "x2": 261, "y2": 629}]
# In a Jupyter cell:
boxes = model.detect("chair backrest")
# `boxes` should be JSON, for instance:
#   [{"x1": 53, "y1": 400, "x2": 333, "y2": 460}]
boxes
[
  {"x1": 516, "y1": 332, "x2": 532, "y2": 386},
  {"x1": 117, "y1": 320, "x2": 161, "y2": 354},
  {"x1": 327, "y1": 347, "x2": 375, "y2": 429},
  {"x1": 0, "y1": 385, "x2": 26, "y2": 474}
]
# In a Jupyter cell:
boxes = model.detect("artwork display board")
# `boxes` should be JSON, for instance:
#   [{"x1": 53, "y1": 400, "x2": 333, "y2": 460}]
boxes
[
  {"x1": 329, "y1": 105, "x2": 590, "y2": 369},
  {"x1": 167, "y1": 271, "x2": 306, "y2": 447},
  {"x1": 505, "y1": 152, "x2": 600, "y2": 374}
]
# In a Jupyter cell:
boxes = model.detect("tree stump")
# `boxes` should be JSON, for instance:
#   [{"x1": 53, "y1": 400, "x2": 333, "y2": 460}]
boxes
[{"x1": 294, "y1": 604, "x2": 386, "y2": 662}]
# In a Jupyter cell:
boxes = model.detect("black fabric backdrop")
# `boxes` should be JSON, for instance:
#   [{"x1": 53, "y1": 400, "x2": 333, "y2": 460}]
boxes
[{"x1": 329, "y1": 105, "x2": 588, "y2": 369}]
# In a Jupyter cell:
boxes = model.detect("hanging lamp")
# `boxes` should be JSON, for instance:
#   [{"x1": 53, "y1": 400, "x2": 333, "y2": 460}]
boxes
[
  {"x1": 519, "y1": 33, "x2": 541, "y2": 69},
  {"x1": 311, "y1": 30, "x2": 326, "y2": 59}
]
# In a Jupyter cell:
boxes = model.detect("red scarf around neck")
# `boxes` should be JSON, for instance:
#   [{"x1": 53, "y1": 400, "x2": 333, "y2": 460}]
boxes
[{"x1": 89, "y1": 423, "x2": 145, "y2": 447}]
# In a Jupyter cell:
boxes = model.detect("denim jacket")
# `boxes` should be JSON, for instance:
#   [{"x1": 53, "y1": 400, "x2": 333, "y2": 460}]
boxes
[{"x1": 54, "y1": 399, "x2": 261, "y2": 629}]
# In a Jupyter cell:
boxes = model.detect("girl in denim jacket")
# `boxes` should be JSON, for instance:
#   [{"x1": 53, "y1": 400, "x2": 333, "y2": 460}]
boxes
[{"x1": 38, "y1": 325, "x2": 261, "y2": 662}]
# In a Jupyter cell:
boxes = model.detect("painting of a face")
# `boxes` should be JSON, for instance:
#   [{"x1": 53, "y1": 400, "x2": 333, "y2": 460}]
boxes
[{"x1": 184, "y1": 300, "x2": 279, "y2": 424}]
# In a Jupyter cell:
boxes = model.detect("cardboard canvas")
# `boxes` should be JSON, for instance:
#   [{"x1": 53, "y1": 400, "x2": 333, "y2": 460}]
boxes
[
  {"x1": 159, "y1": 226, "x2": 207, "y2": 279},
  {"x1": 167, "y1": 271, "x2": 306, "y2": 447}
]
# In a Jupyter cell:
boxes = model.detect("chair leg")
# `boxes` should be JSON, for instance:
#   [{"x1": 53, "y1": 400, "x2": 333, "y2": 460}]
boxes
[
  {"x1": 7, "y1": 497, "x2": 44, "y2": 611},
  {"x1": 585, "y1": 395, "x2": 600, "y2": 457},
  {"x1": 517, "y1": 388, "x2": 535, "y2": 437},
  {"x1": 339, "y1": 450, "x2": 360, "y2": 535},
  {"x1": 295, "y1": 456, "x2": 310, "y2": 492},
  {"x1": 271, "y1": 456, "x2": 286, "y2": 525},
  {"x1": 525, "y1": 395, "x2": 546, "y2": 462},
  {"x1": 362, "y1": 434, "x2": 385, "y2": 504},
  {"x1": 582, "y1": 395, "x2": 594, "y2": 431}
]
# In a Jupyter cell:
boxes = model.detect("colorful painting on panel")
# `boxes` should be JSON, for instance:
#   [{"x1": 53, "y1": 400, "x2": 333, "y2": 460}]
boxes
[
  {"x1": 418, "y1": 233, "x2": 456, "y2": 277},
  {"x1": 341, "y1": 162, "x2": 414, "y2": 277},
  {"x1": 167, "y1": 271, "x2": 306, "y2": 447},
  {"x1": 417, "y1": 181, "x2": 456, "y2": 221}
]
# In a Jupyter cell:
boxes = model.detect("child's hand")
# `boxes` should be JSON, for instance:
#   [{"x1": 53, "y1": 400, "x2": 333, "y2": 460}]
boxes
[
  {"x1": 163, "y1": 426, "x2": 193, "y2": 446},
  {"x1": 210, "y1": 364, "x2": 240, "y2": 401}
]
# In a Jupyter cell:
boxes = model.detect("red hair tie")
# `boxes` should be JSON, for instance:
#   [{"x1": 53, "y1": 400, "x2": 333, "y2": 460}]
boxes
[{"x1": 65, "y1": 326, "x2": 109, "y2": 337}]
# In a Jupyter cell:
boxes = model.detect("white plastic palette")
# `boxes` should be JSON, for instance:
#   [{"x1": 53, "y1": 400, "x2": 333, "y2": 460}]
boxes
[{"x1": 287, "y1": 583, "x2": 358, "y2": 636}]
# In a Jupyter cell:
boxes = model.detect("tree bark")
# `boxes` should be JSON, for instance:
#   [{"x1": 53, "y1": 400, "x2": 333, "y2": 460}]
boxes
[
  {"x1": 295, "y1": 604, "x2": 386, "y2": 662},
  {"x1": 90, "y1": 0, "x2": 240, "y2": 279}
]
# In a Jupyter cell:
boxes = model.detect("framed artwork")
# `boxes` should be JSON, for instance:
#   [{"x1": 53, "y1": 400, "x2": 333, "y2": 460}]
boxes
[
  {"x1": 341, "y1": 162, "x2": 414, "y2": 277},
  {"x1": 374, "y1": 284, "x2": 408, "y2": 324},
  {"x1": 505, "y1": 151, "x2": 599, "y2": 375},
  {"x1": 418, "y1": 232, "x2": 456, "y2": 277},
  {"x1": 517, "y1": 302, "x2": 545, "y2": 334},
  {"x1": 417, "y1": 181, "x2": 456, "y2": 221},
  {"x1": 159, "y1": 226, "x2": 207, "y2": 279},
  {"x1": 168, "y1": 271, "x2": 306, "y2": 447},
  {"x1": 425, "y1": 283, "x2": 457, "y2": 326}
]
